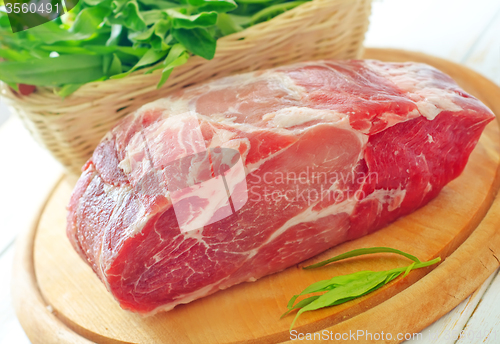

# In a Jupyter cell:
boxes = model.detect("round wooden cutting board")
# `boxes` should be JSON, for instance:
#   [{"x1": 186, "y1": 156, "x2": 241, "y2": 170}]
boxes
[{"x1": 12, "y1": 49, "x2": 500, "y2": 344}]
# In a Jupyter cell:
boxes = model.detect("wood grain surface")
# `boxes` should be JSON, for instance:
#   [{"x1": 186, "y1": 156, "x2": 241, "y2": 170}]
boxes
[{"x1": 12, "y1": 49, "x2": 500, "y2": 344}]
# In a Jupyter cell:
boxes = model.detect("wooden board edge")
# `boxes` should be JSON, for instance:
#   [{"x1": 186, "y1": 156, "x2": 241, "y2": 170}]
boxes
[
  {"x1": 279, "y1": 48, "x2": 500, "y2": 343},
  {"x1": 10, "y1": 174, "x2": 94, "y2": 344}
]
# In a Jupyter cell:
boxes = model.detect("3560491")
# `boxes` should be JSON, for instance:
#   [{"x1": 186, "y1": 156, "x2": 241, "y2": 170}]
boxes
[{"x1": 4, "y1": 2, "x2": 60, "y2": 14}]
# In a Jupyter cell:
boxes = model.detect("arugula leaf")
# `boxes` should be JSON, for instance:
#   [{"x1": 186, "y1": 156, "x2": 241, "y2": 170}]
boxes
[
  {"x1": 250, "y1": 1, "x2": 306, "y2": 24},
  {"x1": 111, "y1": 47, "x2": 168, "y2": 78},
  {"x1": 103, "y1": 53, "x2": 123, "y2": 75},
  {"x1": 0, "y1": 12, "x2": 11, "y2": 31},
  {"x1": 283, "y1": 247, "x2": 441, "y2": 331},
  {"x1": 106, "y1": 24, "x2": 123, "y2": 46},
  {"x1": 195, "y1": 0, "x2": 238, "y2": 13},
  {"x1": 227, "y1": 13, "x2": 252, "y2": 27},
  {"x1": 216, "y1": 13, "x2": 243, "y2": 35},
  {"x1": 157, "y1": 45, "x2": 189, "y2": 87},
  {"x1": 280, "y1": 295, "x2": 319, "y2": 319},
  {"x1": 172, "y1": 27, "x2": 216, "y2": 59},
  {"x1": 145, "y1": 42, "x2": 184, "y2": 73},
  {"x1": 111, "y1": 0, "x2": 147, "y2": 31},
  {"x1": 27, "y1": 20, "x2": 87, "y2": 43},
  {"x1": 70, "y1": 6, "x2": 112, "y2": 37},
  {"x1": 167, "y1": 10, "x2": 218, "y2": 29},
  {"x1": 237, "y1": 0, "x2": 284, "y2": 3},
  {"x1": 304, "y1": 246, "x2": 422, "y2": 269},
  {"x1": 0, "y1": 48, "x2": 32, "y2": 62},
  {"x1": 138, "y1": 0, "x2": 180, "y2": 10},
  {"x1": 56, "y1": 83, "x2": 84, "y2": 97},
  {"x1": 0, "y1": 54, "x2": 105, "y2": 86},
  {"x1": 129, "y1": 19, "x2": 170, "y2": 50}
]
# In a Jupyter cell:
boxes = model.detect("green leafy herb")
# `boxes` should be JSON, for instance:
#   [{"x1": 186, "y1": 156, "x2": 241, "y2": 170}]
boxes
[
  {"x1": 172, "y1": 27, "x2": 216, "y2": 60},
  {"x1": 282, "y1": 247, "x2": 441, "y2": 331},
  {"x1": 0, "y1": 54, "x2": 104, "y2": 86},
  {"x1": 0, "y1": 0, "x2": 309, "y2": 96}
]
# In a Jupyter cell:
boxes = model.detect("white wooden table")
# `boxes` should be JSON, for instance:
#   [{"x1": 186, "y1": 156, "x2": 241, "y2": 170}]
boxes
[{"x1": 1, "y1": 0, "x2": 499, "y2": 342}]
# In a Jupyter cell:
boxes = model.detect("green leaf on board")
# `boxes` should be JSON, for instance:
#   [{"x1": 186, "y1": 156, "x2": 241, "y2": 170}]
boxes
[
  {"x1": 283, "y1": 247, "x2": 441, "y2": 331},
  {"x1": 304, "y1": 247, "x2": 422, "y2": 269}
]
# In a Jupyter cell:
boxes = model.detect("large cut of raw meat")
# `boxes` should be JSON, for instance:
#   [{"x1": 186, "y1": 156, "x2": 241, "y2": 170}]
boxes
[{"x1": 67, "y1": 60, "x2": 495, "y2": 314}]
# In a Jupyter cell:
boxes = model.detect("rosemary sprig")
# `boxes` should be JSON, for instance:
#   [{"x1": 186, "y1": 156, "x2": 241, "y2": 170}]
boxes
[{"x1": 282, "y1": 247, "x2": 441, "y2": 331}]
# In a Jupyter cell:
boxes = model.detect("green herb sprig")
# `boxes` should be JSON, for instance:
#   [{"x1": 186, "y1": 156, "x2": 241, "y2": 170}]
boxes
[
  {"x1": 0, "y1": 0, "x2": 308, "y2": 96},
  {"x1": 282, "y1": 247, "x2": 441, "y2": 331}
]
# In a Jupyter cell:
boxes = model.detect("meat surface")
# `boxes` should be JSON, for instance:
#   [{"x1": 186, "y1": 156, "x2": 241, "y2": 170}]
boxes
[{"x1": 67, "y1": 60, "x2": 495, "y2": 314}]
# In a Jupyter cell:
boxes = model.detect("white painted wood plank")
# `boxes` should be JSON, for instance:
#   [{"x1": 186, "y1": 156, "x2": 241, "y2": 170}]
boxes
[
  {"x1": 365, "y1": 0, "x2": 500, "y2": 64},
  {"x1": 403, "y1": 269, "x2": 499, "y2": 343},
  {"x1": 367, "y1": 1, "x2": 500, "y2": 342},
  {"x1": 449, "y1": 11, "x2": 500, "y2": 342},
  {"x1": 462, "y1": 9, "x2": 500, "y2": 86},
  {"x1": 0, "y1": 247, "x2": 31, "y2": 344},
  {"x1": 0, "y1": 114, "x2": 62, "y2": 343},
  {"x1": 455, "y1": 270, "x2": 500, "y2": 343},
  {"x1": 0, "y1": 117, "x2": 63, "y2": 255},
  {"x1": 0, "y1": 99, "x2": 10, "y2": 127}
]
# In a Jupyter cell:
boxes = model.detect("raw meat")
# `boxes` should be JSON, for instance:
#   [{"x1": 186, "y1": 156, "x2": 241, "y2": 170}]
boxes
[{"x1": 67, "y1": 60, "x2": 495, "y2": 314}]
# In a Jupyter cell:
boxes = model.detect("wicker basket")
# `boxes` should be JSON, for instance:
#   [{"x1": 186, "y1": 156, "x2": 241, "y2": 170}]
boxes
[{"x1": 0, "y1": 0, "x2": 372, "y2": 175}]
